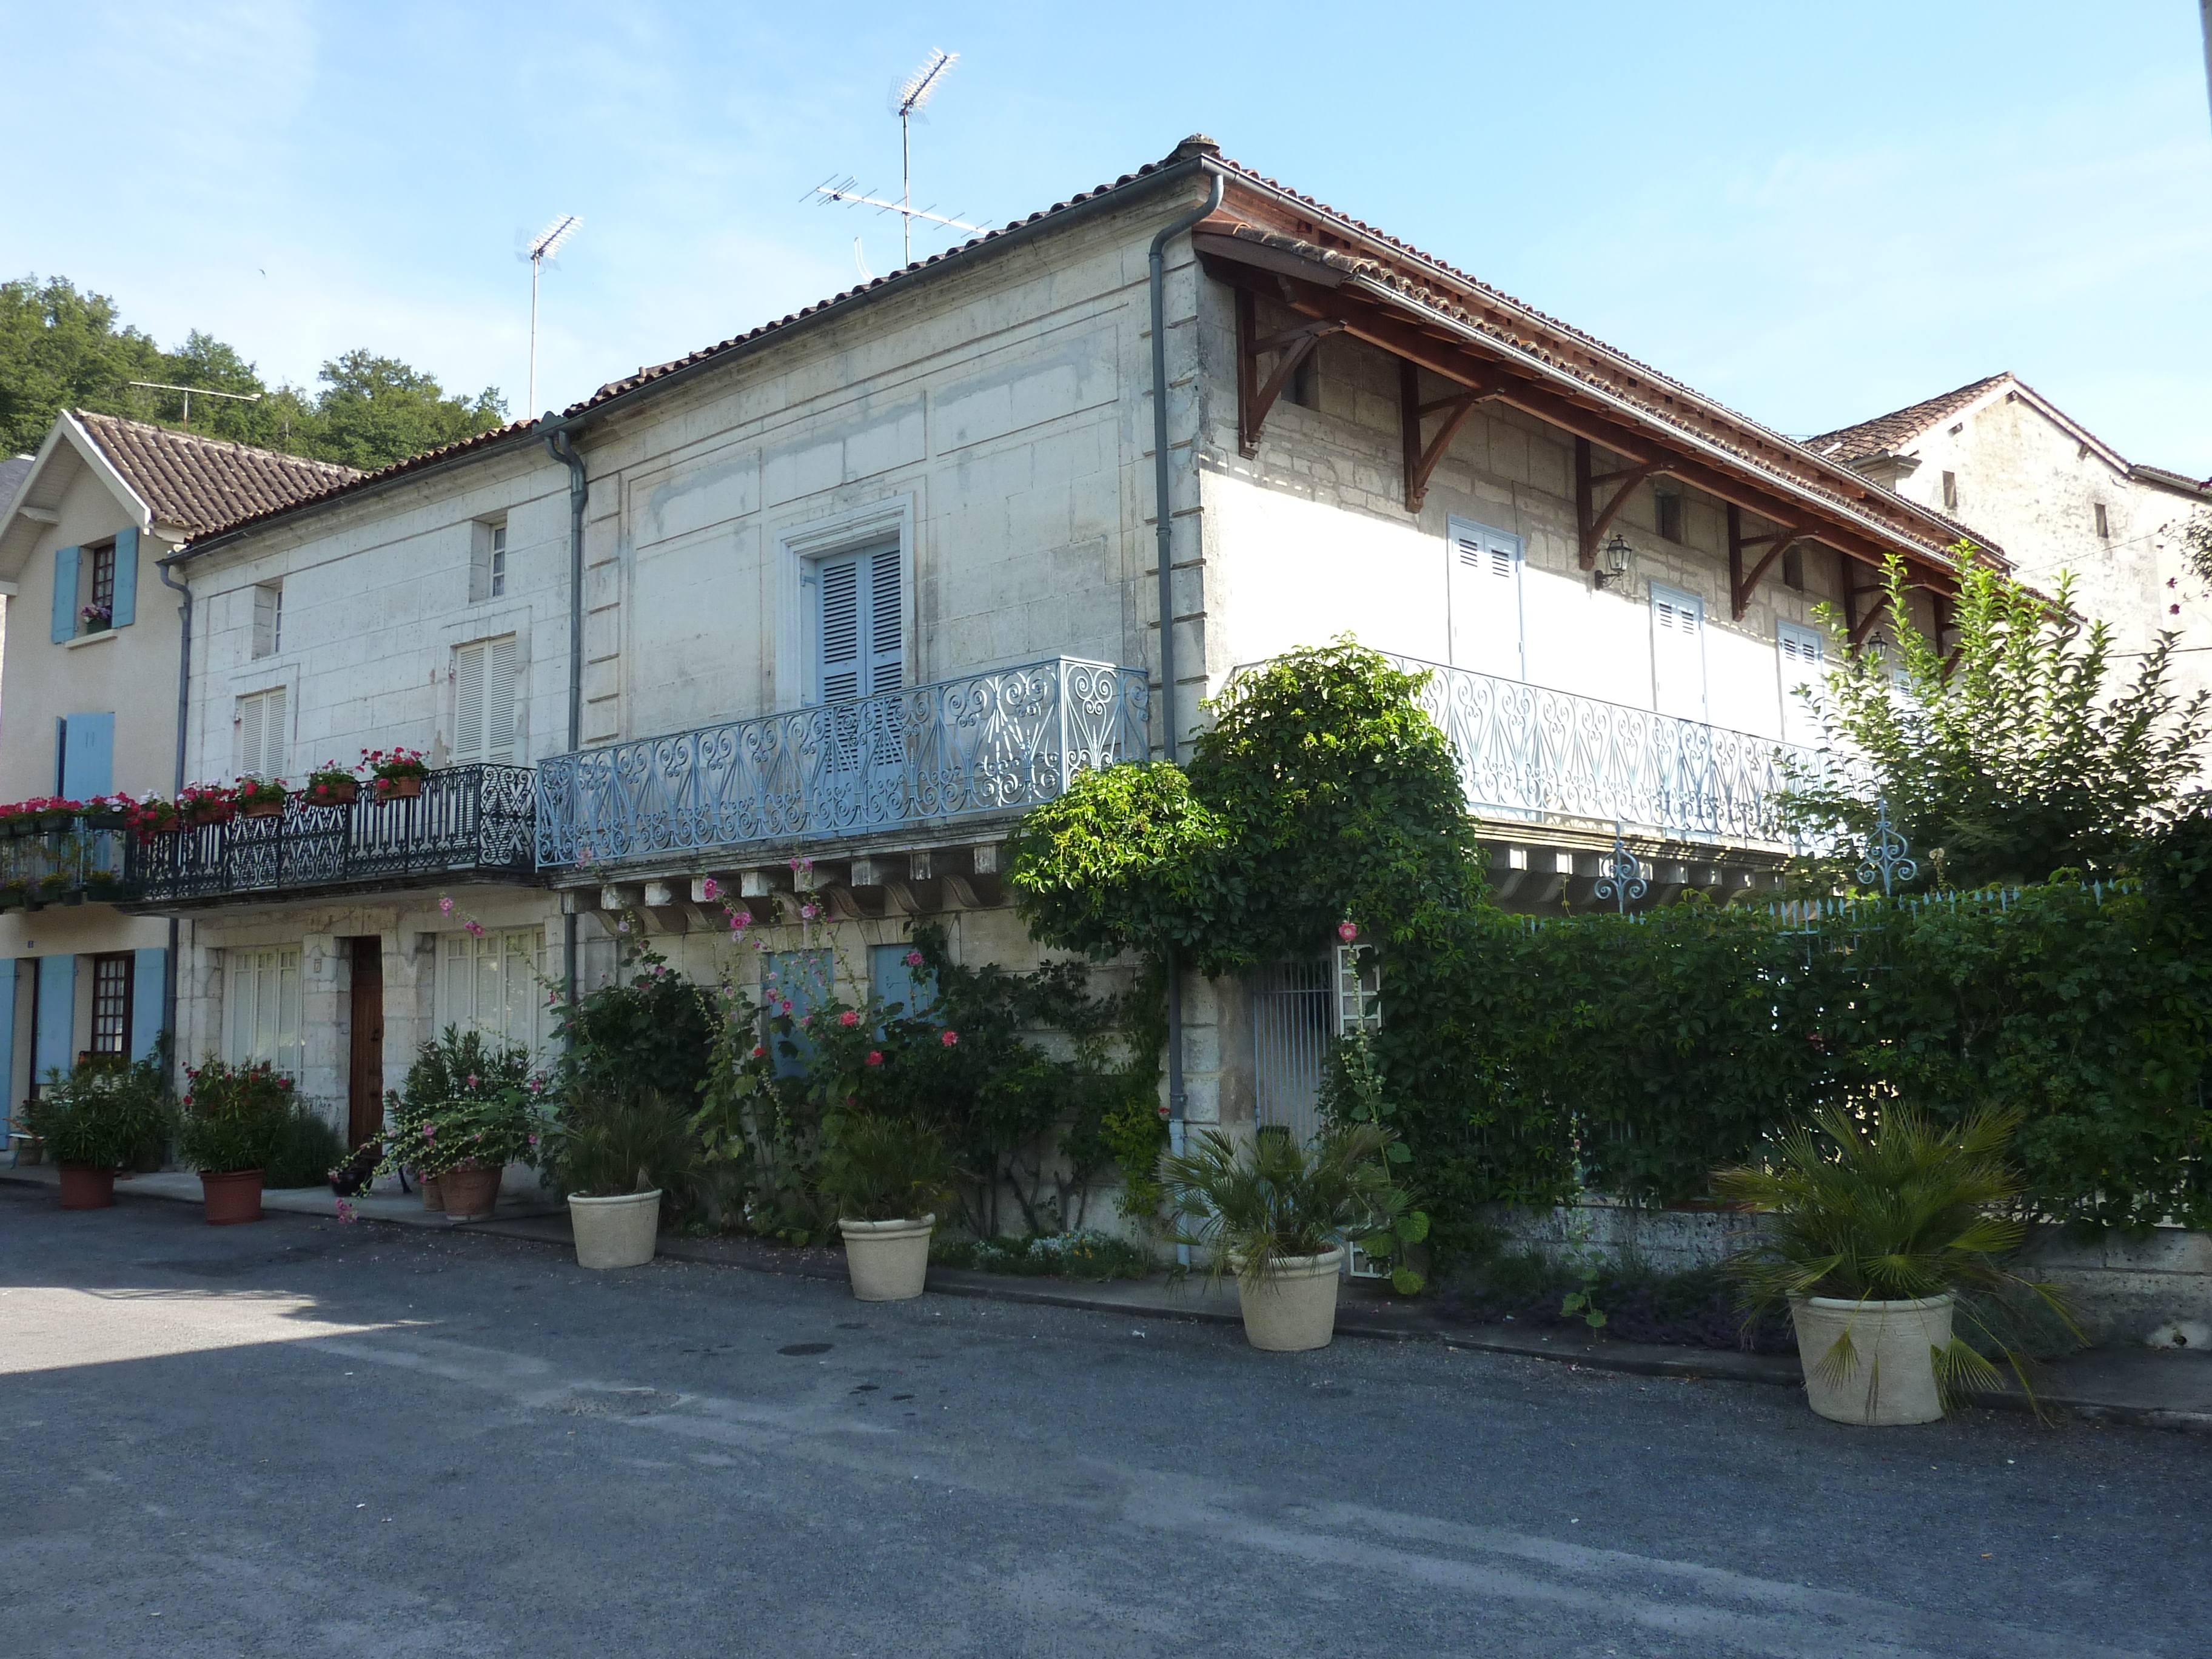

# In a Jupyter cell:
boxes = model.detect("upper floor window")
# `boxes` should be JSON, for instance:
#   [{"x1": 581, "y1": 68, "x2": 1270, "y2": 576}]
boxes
[
  {"x1": 252, "y1": 583, "x2": 283, "y2": 659},
  {"x1": 1654, "y1": 488, "x2": 1686, "y2": 545},
  {"x1": 471, "y1": 518, "x2": 508, "y2": 603},
  {"x1": 1781, "y1": 545, "x2": 1806, "y2": 591},
  {"x1": 2094, "y1": 503, "x2": 2110, "y2": 539},
  {"x1": 51, "y1": 531, "x2": 136, "y2": 641},
  {"x1": 814, "y1": 542, "x2": 903, "y2": 703},
  {"x1": 236, "y1": 686, "x2": 287, "y2": 780},
  {"x1": 89, "y1": 541, "x2": 116, "y2": 617}
]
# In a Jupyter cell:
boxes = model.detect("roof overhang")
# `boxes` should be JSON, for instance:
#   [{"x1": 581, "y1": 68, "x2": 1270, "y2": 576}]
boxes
[
  {"x1": 0, "y1": 412, "x2": 155, "y2": 577},
  {"x1": 1194, "y1": 206, "x2": 1987, "y2": 591}
]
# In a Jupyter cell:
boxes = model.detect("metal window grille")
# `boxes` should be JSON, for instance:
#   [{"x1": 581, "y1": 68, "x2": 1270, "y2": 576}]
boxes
[
  {"x1": 1251, "y1": 957, "x2": 1334, "y2": 1144},
  {"x1": 90, "y1": 953, "x2": 133, "y2": 1056}
]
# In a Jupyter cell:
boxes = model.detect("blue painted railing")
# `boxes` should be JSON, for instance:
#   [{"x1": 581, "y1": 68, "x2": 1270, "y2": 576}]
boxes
[
  {"x1": 535, "y1": 657, "x2": 1151, "y2": 869},
  {"x1": 1228, "y1": 653, "x2": 1817, "y2": 852}
]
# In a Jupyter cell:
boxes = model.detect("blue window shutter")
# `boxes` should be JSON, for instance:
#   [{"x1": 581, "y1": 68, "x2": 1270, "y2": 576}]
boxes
[
  {"x1": 868, "y1": 942, "x2": 937, "y2": 1022},
  {"x1": 51, "y1": 545, "x2": 80, "y2": 642},
  {"x1": 35, "y1": 955, "x2": 76, "y2": 1082},
  {"x1": 131, "y1": 948, "x2": 168, "y2": 1064},
  {"x1": 111, "y1": 528, "x2": 139, "y2": 628},
  {"x1": 61, "y1": 714, "x2": 115, "y2": 799},
  {"x1": 0, "y1": 959, "x2": 16, "y2": 1135}
]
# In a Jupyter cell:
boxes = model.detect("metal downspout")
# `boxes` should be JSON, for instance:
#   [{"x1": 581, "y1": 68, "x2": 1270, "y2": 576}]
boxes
[
  {"x1": 156, "y1": 554, "x2": 192, "y2": 1080},
  {"x1": 1148, "y1": 163, "x2": 1224, "y2": 1178},
  {"x1": 545, "y1": 425, "x2": 588, "y2": 1013}
]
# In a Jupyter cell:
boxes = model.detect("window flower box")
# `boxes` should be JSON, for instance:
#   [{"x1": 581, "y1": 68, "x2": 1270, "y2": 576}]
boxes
[
  {"x1": 79, "y1": 603, "x2": 112, "y2": 634},
  {"x1": 235, "y1": 777, "x2": 289, "y2": 819},
  {"x1": 364, "y1": 748, "x2": 429, "y2": 802},
  {"x1": 178, "y1": 783, "x2": 236, "y2": 828},
  {"x1": 305, "y1": 763, "x2": 359, "y2": 806}
]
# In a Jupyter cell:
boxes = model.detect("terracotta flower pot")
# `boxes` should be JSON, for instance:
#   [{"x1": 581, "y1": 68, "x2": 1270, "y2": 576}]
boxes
[
  {"x1": 838, "y1": 1215, "x2": 935, "y2": 1301},
  {"x1": 242, "y1": 802, "x2": 286, "y2": 819},
  {"x1": 200, "y1": 1168, "x2": 265, "y2": 1225},
  {"x1": 1235, "y1": 1248, "x2": 1346, "y2": 1352},
  {"x1": 313, "y1": 779, "x2": 360, "y2": 806},
  {"x1": 57, "y1": 1162, "x2": 117, "y2": 1210},
  {"x1": 375, "y1": 776, "x2": 425, "y2": 800},
  {"x1": 420, "y1": 1172, "x2": 445, "y2": 1210},
  {"x1": 1789, "y1": 1294, "x2": 1954, "y2": 1426},
  {"x1": 190, "y1": 805, "x2": 233, "y2": 826},
  {"x1": 569, "y1": 1190, "x2": 662, "y2": 1269},
  {"x1": 440, "y1": 1163, "x2": 500, "y2": 1219}
]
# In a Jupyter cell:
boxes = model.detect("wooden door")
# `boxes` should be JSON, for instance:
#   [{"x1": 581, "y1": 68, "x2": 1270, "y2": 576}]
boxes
[{"x1": 346, "y1": 937, "x2": 385, "y2": 1150}]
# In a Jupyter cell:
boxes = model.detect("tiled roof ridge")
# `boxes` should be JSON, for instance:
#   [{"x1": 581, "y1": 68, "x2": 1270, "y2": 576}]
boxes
[
  {"x1": 73, "y1": 407, "x2": 364, "y2": 533},
  {"x1": 1804, "y1": 375, "x2": 2013, "y2": 463}
]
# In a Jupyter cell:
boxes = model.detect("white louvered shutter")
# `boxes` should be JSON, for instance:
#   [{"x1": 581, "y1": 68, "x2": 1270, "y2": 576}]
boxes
[
  {"x1": 1776, "y1": 622, "x2": 1825, "y2": 748},
  {"x1": 819, "y1": 558, "x2": 862, "y2": 702},
  {"x1": 236, "y1": 687, "x2": 286, "y2": 778},
  {"x1": 486, "y1": 635, "x2": 518, "y2": 760},
  {"x1": 454, "y1": 642, "x2": 486, "y2": 762},
  {"x1": 1651, "y1": 586, "x2": 1707, "y2": 720},
  {"x1": 1446, "y1": 517, "x2": 1524, "y2": 680}
]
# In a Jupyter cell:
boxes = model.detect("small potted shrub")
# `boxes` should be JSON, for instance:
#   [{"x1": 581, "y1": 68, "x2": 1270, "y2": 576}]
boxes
[
  {"x1": 22, "y1": 1061, "x2": 172, "y2": 1210},
  {"x1": 176, "y1": 1058, "x2": 295, "y2": 1224},
  {"x1": 544, "y1": 1085, "x2": 696, "y2": 1269},
  {"x1": 79, "y1": 600, "x2": 112, "y2": 634},
  {"x1": 819, "y1": 1114, "x2": 956, "y2": 1301},
  {"x1": 0, "y1": 878, "x2": 28, "y2": 911},
  {"x1": 33, "y1": 872, "x2": 71, "y2": 909},
  {"x1": 1715, "y1": 1105, "x2": 2081, "y2": 1426},
  {"x1": 1160, "y1": 1124, "x2": 1410, "y2": 1352},
  {"x1": 378, "y1": 1028, "x2": 537, "y2": 1220},
  {"x1": 364, "y1": 747, "x2": 430, "y2": 800},
  {"x1": 304, "y1": 762, "x2": 360, "y2": 807},
  {"x1": 235, "y1": 777, "x2": 289, "y2": 819}
]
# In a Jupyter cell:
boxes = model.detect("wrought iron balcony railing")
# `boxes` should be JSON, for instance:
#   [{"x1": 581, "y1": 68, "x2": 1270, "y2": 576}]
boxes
[
  {"x1": 1231, "y1": 654, "x2": 1814, "y2": 852},
  {"x1": 124, "y1": 763, "x2": 538, "y2": 907},
  {"x1": 0, "y1": 820, "x2": 129, "y2": 912},
  {"x1": 535, "y1": 657, "x2": 1151, "y2": 870}
]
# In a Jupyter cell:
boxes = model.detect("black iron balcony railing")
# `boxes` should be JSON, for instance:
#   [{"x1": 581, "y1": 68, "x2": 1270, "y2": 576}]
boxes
[
  {"x1": 0, "y1": 820, "x2": 129, "y2": 912},
  {"x1": 124, "y1": 763, "x2": 538, "y2": 907}
]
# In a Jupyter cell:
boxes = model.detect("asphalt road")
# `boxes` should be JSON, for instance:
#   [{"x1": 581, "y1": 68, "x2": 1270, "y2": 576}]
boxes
[{"x1": 2, "y1": 1184, "x2": 2205, "y2": 1659}]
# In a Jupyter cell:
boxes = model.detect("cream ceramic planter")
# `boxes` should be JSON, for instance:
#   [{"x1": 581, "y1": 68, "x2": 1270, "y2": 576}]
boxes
[
  {"x1": 569, "y1": 1190, "x2": 662, "y2": 1270},
  {"x1": 1790, "y1": 1293, "x2": 1954, "y2": 1425},
  {"x1": 1236, "y1": 1248, "x2": 1346, "y2": 1352},
  {"x1": 839, "y1": 1215, "x2": 934, "y2": 1301}
]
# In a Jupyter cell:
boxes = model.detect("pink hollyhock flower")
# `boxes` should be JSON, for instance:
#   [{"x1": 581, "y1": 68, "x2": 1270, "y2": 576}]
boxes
[
  {"x1": 617, "y1": 920, "x2": 630, "y2": 934},
  {"x1": 839, "y1": 1010, "x2": 859, "y2": 1028},
  {"x1": 464, "y1": 920, "x2": 484, "y2": 937},
  {"x1": 799, "y1": 902, "x2": 820, "y2": 921},
  {"x1": 866, "y1": 1050, "x2": 883, "y2": 1066},
  {"x1": 440, "y1": 896, "x2": 454, "y2": 916},
  {"x1": 778, "y1": 999, "x2": 793, "y2": 1015},
  {"x1": 1338, "y1": 920, "x2": 1359, "y2": 943},
  {"x1": 335, "y1": 1198, "x2": 358, "y2": 1224},
  {"x1": 905, "y1": 950, "x2": 923, "y2": 968},
  {"x1": 941, "y1": 1030, "x2": 959, "y2": 1047},
  {"x1": 465, "y1": 1074, "x2": 478, "y2": 1088},
  {"x1": 700, "y1": 877, "x2": 720, "y2": 900},
  {"x1": 423, "y1": 1123, "x2": 437, "y2": 1140}
]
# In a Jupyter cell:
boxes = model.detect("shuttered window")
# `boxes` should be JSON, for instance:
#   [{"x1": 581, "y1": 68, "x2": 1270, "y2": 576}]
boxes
[
  {"x1": 252, "y1": 585, "x2": 282, "y2": 658},
  {"x1": 1776, "y1": 621, "x2": 1826, "y2": 748},
  {"x1": 437, "y1": 927, "x2": 544, "y2": 1058},
  {"x1": 1445, "y1": 517, "x2": 1525, "y2": 680},
  {"x1": 453, "y1": 636, "x2": 519, "y2": 763},
  {"x1": 815, "y1": 543, "x2": 902, "y2": 704},
  {"x1": 1650, "y1": 584, "x2": 1708, "y2": 720},
  {"x1": 235, "y1": 687, "x2": 287, "y2": 780},
  {"x1": 224, "y1": 946, "x2": 303, "y2": 1078}
]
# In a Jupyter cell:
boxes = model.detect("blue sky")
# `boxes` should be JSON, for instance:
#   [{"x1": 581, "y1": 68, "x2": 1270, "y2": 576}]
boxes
[{"x1": 5, "y1": 1, "x2": 2209, "y2": 466}]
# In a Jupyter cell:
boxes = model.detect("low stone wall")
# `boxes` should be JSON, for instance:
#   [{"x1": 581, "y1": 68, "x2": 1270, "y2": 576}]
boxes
[
  {"x1": 1484, "y1": 1201, "x2": 2212, "y2": 1351},
  {"x1": 2021, "y1": 1224, "x2": 2212, "y2": 1349}
]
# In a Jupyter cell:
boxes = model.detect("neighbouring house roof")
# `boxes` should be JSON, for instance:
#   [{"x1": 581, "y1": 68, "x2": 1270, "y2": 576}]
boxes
[
  {"x1": 1807, "y1": 376, "x2": 2009, "y2": 465},
  {"x1": 71, "y1": 411, "x2": 358, "y2": 534},
  {"x1": 2131, "y1": 463, "x2": 2212, "y2": 501},
  {"x1": 0, "y1": 455, "x2": 30, "y2": 522},
  {"x1": 177, "y1": 137, "x2": 1986, "y2": 577}
]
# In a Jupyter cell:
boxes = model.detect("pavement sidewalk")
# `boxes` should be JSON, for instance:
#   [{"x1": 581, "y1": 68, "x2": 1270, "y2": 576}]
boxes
[{"x1": 8, "y1": 1159, "x2": 2207, "y2": 1433}]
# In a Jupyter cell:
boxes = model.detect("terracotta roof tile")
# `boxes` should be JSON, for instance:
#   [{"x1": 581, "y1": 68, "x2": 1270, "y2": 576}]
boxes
[
  {"x1": 75, "y1": 411, "x2": 358, "y2": 534},
  {"x1": 1805, "y1": 376, "x2": 2008, "y2": 465}
]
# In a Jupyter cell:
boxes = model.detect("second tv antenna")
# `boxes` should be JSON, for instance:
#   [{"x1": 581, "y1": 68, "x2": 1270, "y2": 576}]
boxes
[{"x1": 808, "y1": 49, "x2": 977, "y2": 267}]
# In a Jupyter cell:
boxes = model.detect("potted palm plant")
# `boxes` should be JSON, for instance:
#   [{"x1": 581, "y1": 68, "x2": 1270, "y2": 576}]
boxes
[
  {"x1": 175, "y1": 1059, "x2": 295, "y2": 1224},
  {"x1": 1159, "y1": 1123, "x2": 1410, "y2": 1352},
  {"x1": 819, "y1": 1114, "x2": 956, "y2": 1301},
  {"x1": 543, "y1": 1084, "x2": 696, "y2": 1269},
  {"x1": 1715, "y1": 1104, "x2": 2080, "y2": 1426},
  {"x1": 22, "y1": 1060, "x2": 172, "y2": 1209}
]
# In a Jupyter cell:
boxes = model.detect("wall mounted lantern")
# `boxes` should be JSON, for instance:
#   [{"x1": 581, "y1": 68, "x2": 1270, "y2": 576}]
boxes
[{"x1": 1593, "y1": 532, "x2": 1632, "y2": 591}]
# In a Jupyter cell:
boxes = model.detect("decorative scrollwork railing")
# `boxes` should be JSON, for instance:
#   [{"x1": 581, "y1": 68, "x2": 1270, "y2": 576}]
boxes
[
  {"x1": 1228, "y1": 653, "x2": 1815, "y2": 853},
  {"x1": 124, "y1": 764, "x2": 539, "y2": 905},
  {"x1": 534, "y1": 657, "x2": 1151, "y2": 869}
]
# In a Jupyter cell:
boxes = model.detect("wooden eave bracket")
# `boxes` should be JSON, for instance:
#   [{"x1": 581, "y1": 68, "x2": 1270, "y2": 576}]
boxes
[
  {"x1": 1235, "y1": 287, "x2": 1346, "y2": 458},
  {"x1": 1575, "y1": 438, "x2": 1666, "y2": 569},
  {"x1": 1726, "y1": 504, "x2": 1809, "y2": 620},
  {"x1": 1399, "y1": 360, "x2": 1498, "y2": 512}
]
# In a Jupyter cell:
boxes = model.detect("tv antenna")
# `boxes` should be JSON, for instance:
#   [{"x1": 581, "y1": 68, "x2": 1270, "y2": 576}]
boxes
[
  {"x1": 523, "y1": 213, "x2": 582, "y2": 417},
  {"x1": 127, "y1": 380, "x2": 261, "y2": 433},
  {"x1": 806, "y1": 49, "x2": 973, "y2": 267}
]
